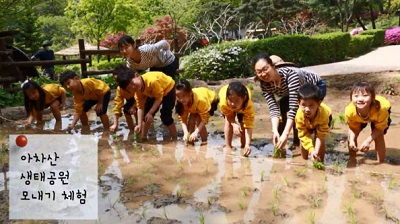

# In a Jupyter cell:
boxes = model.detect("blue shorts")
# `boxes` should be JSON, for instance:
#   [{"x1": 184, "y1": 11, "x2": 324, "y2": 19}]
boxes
[{"x1": 83, "y1": 91, "x2": 111, "y2": 116}]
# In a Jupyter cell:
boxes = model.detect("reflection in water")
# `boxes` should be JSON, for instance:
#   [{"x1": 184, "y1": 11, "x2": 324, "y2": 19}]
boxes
[
  {"x1": 1, "y1": 113, "x2": 400, "y2": 223},
  {"x1": 320, "y1": 175, "x2": 347, "y2": 222}
]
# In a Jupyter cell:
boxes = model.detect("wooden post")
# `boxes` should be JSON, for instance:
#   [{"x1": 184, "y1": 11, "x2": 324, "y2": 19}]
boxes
[{"x1": 78, "y1": 39, "x2": 88, "y2": 78}]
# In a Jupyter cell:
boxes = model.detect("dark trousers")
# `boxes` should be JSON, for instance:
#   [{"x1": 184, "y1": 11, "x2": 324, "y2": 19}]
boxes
[
  {"x1": 150, "y1": 57, "x2": 179, "y2": 80},
  {"x1": 144, "y1": 89, "x2": 176, "y2": 126},
  {"x1": 278, "y1": 95, "x2": 300, "y2": 145}
]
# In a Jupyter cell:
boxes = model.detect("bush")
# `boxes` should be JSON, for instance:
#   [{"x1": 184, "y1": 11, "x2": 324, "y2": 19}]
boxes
[
  {"x1": 385, "y1": 27, "x2": 400, "y2": 45},
  {"x1": 180, "y1": 42, "x2": 249, "y2": 81},
  {"x1": 309, "y1": 32, "x2": 350, "y2": 64},
  {"x1": 360, "y1": 29, "x2": 385, "y2": 47},
  {"x1": 348, "y1": 35, "x2": 374, "y2": 57}
]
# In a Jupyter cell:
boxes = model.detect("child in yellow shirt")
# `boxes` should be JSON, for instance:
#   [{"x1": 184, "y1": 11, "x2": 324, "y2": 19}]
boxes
[
  {"x1": 295, "y1": 83, "x2": 331, "y2": 162},
  {"x1": 175, "y1": 79, "x2": 219, "y2": 144},
  {"x1": 60, "y1": 70, "x2": 111, "y2": 132},
  {"x1": 116, "y1": 70, "x2": 177, "y2": 140},
  {"x1": 22, "y1": 80, "x2": 66, "y2": 125},
  {"x1": 345, "y1": 81, "x2": 391, "y2": 163},
  {"x1": 219, "y1": 82, "x2": 254, "y2": 157},
  {"x1": 109, "y1": 65, "x2": 137, "y2": 132}
]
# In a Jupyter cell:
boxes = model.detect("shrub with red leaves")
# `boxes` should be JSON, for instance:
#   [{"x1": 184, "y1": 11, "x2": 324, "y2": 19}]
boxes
[
  {"x1": 100, "y1": 31, "x2": 125, "y2": 49},
  {"x1": 139, "y1": 16, "x2": 187, "y2": 51}
]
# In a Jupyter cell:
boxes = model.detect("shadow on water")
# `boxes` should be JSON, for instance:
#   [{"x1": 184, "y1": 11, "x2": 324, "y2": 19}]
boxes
[{"x1": 0, "y1": 113, "x2": 399, "y2": 223}]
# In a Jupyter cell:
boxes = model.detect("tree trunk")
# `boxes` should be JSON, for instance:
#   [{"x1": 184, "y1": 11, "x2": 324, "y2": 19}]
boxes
[
  {"x1": 354, "y1": 12, "x2": 367, "y2": 30},
  {"x1": 369, "y1": 4, "x2": 376, "y2": 29}
]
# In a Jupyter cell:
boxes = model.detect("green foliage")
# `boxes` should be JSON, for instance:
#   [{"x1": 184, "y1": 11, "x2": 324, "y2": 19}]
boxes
[
  {"x1": 348, "y1": 35, "x2": 374, "y2": 57},
  {"x1": 359, "y1": 29, "x2": 385, "y2": 47},
  {"x1": 0, "y1": 88, "x2": 23, "y2": 108},
  {"x1": 93, "y1": 75, "x2": 117, "y2": 90},
  {"x1": 309, "y1": 32, "x2": 351, "y2": 64},
  {"x1": 180, "y1": 42, "x2": 248, "y2": 81},
  {"x1": 90, "y1": 58, "x2": 125, "y2": 71},
  {"x1": 180, "y1": 32, "x2": 355, "y2": 81}
]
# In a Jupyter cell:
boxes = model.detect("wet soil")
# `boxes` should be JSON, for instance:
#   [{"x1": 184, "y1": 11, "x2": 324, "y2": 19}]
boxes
[{"x1": 1, "y1": 71, "x2": 400, "y2": 223}]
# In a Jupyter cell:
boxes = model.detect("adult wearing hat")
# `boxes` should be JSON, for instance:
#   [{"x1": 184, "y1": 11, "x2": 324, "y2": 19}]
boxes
[{"x1": 31, "y1": 40, "x2": 56, "y2": 80}]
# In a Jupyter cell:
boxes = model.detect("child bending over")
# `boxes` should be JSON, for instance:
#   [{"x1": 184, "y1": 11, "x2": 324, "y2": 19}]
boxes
[
  {"x1": 60, "y1": 70, "x2": 111, "y2": 132},
  {"x1": 345, "y1": 81, "x2": 391, "y2": 163},
  {"x1": 116, "y1": 70, "x2": 177, "y2": 140},
  {"x1": 295, "y1": 83, "x2": 331, "y2": 162},
  {"x1": 109, "y1": 65, "x2": 137, "y2": 132},
  {"x1": 175, "y1": 79, "x2": 219, "y2": 144},
  {"x1": 218, "y1": 82, "x2": 254, "y2": 157},
  {"x1": 22, "y1": 80, "x2": 66, "y2": 125}
]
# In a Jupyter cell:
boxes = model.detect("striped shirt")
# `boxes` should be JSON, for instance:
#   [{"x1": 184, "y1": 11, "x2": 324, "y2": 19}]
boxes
[
  {"x1": 126, "y1": 40, "x2": 175, "y2": 70},
  {"x1": 260, "y1": 66, "x2": 321, "y2": 120}
]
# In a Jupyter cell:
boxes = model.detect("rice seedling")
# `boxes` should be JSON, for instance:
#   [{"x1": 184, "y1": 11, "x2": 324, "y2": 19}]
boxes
[
  {"x1": 346, "y1": 203, "x2": 357, "y2": 224},
  {"x1": 337, "y1": 113, "x2": 346, "y2": 124},
  {"x1": 313, "y1": 161, "x2": 325, "y2": 170},
  {"x1": 352, "y1": 189, "x2": 361, "y2": 199},
  {"x1": 273, "y1": 187, "x2": 280, "y2": 201},
  {"x1": 141, "y1": 206, "x2": 148, "y2": 218},
  {"x1": 330, "y1": 116, "x2": 337, "y2": 129},
  {"x1": 149, "y1": 148, "x2": 159, "y2": 157},
  {"x1": 176, "y1": 186, "x2": 185, "y2": 198},
  {"x1": 295, "y1": 167, "x2": 307, "y2": 178},
  {"x1": 308, "y1": 210, "x2": 316, "y2": 224},
  {"x1": 125, "y1": 176, "x2": 137, "y2": 186},
  {"x1": 260, "y1": 170, "x2": 266, "y2": 181},
  {"x1": 199, "y1": 212, "x2": 205, "y2": 224},
  {"x1": 238, "y1": 195, "x2": 245, "y2": 210},
  {"x1": 270, "y1": 202, "x2": 278, "y2": 215},
  {"x1": 240, "y1": 187, "x2": 249, "y2": 197},
  {"x1": 282, "y1": 176, "x2": 289, "y2": 187},
  {"x1": 333, "y1": 160, "x2": 345, "y2": 174},
  {"x1": 388, "y1": 177, "x2": 398, "y2": 189},
  {"x1": 309, "y1": 196, "x2": 321, "y2": 208},
  {"x1": 273, "y1": 146, "x2": 282, "y2": 158},
  {"x1": 163, "y1": 207, "x2": 168, "y2": 220},
  {"x1": 177, "y1": 161, "x2": 184, "y2": 171}
]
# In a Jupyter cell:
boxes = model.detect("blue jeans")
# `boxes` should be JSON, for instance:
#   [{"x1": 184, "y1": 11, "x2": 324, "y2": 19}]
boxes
[{"x1": 317, "y1": 79, "x2": 327, "y2": 100}]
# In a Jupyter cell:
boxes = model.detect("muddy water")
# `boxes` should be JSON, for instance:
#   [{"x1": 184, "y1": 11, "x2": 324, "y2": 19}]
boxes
[{"x1": 1, "y1": 94, "x2": 400, "y2": 223}]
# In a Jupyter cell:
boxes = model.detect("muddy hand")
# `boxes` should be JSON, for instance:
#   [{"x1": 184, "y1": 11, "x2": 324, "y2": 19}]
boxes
[{"x1": 242, "y1": 147, "x2": 251, "y2": 157}]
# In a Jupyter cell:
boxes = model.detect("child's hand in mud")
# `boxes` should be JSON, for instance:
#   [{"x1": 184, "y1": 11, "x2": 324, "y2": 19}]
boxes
[
  {"x1": 348, "y1": 141, "x2": 358, "y2": 151},
  {"x1": 109, "y1": 124, "x2": 117, "y2": 132},
  {"x1": 311, "y1": 150, "x2": 320, "y2": 161},
  {"x1": 134, "y1": 124, "x2": 142, "y2": 133},
  {"x1": 144, "y1": 113, "x2": 153, "y2": 123},
  {"x1": 95, "y1": 103, "x2": 103, "y2": 113},
  {"x1": 242, "y1": 146, "x2": 251, "y2": 157},
  {"x1": 189, "y1": 132, "x2": 199, "y2": 142},
  {"x1": 232, "y1": 123, "x2": 242, "y2": 136},
  {"x1": 359, "y1": 139, "x2": 371, "y2": 152},
  {"x1": 66, "y1": 124, "x2": 74, "y2": 132}
]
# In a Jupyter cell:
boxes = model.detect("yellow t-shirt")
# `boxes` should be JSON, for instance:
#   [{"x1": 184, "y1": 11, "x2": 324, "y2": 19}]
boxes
[
  {"x1": 73, "y1": 78, "x2": 110, "y2": 114},
  {"x1": 218, "y1": 84, "x2": 255, "y2": 129},
  {"x1": 345, "y1": 95, "x2": 391, "y2": 132},
  {"x1": 113, "y1": 86, "x2": 136, "y2": 115},
  {"x1": 135, "y1": 71, "x2": 175, "y2": 109},
  {"x1": 32, "y1": 84, "x2": 66, "y2": 115},
  {"x1": 178, "y1": 87, "x2": 217, "y2": 124},
  {"x1": 295, "y1": 102, "x2": 332, "y2": 152}
]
